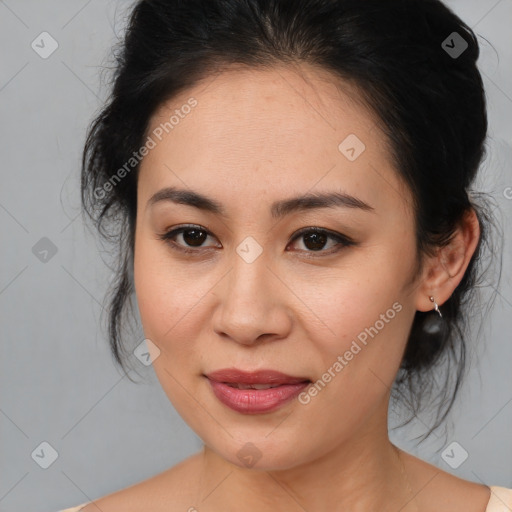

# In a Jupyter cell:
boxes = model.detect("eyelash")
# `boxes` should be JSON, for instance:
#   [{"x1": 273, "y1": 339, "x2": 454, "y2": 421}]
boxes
[{"x1": 156, "y1": 224, "x2": 355, "y2": 257}]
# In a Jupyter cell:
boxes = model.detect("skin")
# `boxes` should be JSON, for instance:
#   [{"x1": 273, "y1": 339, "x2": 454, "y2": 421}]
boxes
[{"x1": 82, "y1": 63, "x2": 488, "y2": 511}]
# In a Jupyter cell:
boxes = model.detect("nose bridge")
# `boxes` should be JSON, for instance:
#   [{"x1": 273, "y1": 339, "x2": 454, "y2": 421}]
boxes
[
  {"x1": 225, "y1": 244, "x2": 273, "y2": 312},
  {"x1": 212, "y1": 241, "x2": 291, "y2": 344},
  {"x1": 220, "y1": 230, "x2": 270, "y2": 297}
]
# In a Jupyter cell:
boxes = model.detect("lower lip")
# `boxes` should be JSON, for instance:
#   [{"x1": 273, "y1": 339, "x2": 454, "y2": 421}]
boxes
[{"x1": 207, "y1": 378, "x2": 310, "y2": 414}]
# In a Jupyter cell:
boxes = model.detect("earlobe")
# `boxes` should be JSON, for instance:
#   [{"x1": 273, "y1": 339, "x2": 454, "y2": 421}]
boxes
[{"x1": 428, "y1": 296, "x2": 443, "y2": 318}]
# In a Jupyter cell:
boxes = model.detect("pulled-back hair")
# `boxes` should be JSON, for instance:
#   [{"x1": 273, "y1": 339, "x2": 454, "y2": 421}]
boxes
[{"x1": 81, "y1": 0, "x2": 501, "y2": 441}]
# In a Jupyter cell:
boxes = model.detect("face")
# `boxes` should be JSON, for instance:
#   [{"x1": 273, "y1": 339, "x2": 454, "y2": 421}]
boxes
[{"x1": 133, "y1": 63, "x2": 421, "y2": 470}]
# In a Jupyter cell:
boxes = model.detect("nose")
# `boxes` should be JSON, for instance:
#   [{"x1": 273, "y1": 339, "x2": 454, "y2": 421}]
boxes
[{"x1": 211, "y1": 252, "x2": 293, "y2": 346}]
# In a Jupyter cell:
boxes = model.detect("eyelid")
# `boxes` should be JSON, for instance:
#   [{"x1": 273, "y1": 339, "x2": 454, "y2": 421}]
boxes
[
  {"x1": 156, "y1": 224, "x2": 219, "y2": 253},
  {"x1": 157, "y1": 224, "x2": 355, "y2": 255},
  {"x1": 289, "y1": 226, "x2": 354, "y2": 245},
  {"x1": 286, "y1": 227, "x2": 354, "y2": 257}
]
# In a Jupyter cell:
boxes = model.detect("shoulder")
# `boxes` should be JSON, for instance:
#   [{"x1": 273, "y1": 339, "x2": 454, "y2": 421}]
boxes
[
  {"x1": 397, "y1": 447, "x2": 492, "y2": 512},
  {"x1": 79, "y1": 451, "x2": 203, "y2": 512},
  {"x1": 486, "y1": 486, "x2": 512, "y2": 512}
]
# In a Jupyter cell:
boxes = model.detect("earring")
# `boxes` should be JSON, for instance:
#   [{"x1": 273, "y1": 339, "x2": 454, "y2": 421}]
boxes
[{"x1": 429, "y1": 296, "x2": 443, "y2": 318}]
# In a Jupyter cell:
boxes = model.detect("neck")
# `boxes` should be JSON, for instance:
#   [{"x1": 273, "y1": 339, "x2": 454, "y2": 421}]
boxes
[{"x1": 195, "y1": 404, "x2": 418, "y2": 511}]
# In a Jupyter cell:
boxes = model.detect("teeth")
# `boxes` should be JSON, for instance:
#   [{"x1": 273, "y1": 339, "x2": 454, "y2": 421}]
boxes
[{"x1": 226, "y1": 383, "x2": 280, "y2": 390}]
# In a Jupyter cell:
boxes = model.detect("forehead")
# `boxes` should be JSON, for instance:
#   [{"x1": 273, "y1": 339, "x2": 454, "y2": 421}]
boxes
[
  {"x1": 139, "y1": 63, "x2": 412, "y2": 220},
  {"x1": 146, "y1": 63, "x2": 379, "y2": 154}
]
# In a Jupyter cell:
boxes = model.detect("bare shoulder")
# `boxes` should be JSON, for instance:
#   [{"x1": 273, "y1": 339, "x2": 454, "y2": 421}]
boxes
[
  {"x1": 397, "y1": 447, "x2": 491, "y2": 512},
  {"x1": 81, "y1": 451, "x2": 203, "y2": 512}
]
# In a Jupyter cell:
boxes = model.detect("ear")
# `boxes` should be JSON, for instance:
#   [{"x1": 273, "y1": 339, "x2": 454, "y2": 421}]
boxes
[{"x1": 415, "y1": 208, "x2": 480, "y2": 313}]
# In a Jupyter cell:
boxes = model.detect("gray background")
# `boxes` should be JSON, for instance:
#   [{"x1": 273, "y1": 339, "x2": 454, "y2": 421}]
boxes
[{"x1": 0, "y1": 1, "x2": 511, "y2": 510}]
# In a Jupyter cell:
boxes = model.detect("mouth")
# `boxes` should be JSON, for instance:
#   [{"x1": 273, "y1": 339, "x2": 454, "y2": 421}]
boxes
[
  {"x1": 204, "y1": 368, "x2": 312, "y2": 414},
  {"x1": 205, "y1": 367, "x2": 311, "y2": 386},
  {"x1": 222, "y1": 382, "x2": 285, "y2": 390}
]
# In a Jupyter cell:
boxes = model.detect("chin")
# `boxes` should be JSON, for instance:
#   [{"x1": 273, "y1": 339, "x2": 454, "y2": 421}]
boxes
[{"x1": 204, "y1": 430, "x2": 313, "y2": 472}]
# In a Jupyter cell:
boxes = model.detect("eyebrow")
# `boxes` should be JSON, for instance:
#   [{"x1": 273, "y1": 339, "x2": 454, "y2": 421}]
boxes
[{"x1": 147, "y1": 186, "x2": 375, "y2": 218}]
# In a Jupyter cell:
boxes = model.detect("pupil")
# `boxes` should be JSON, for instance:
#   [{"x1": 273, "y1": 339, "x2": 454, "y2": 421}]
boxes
[
  {"x1": 183, "y1": 229, "x2": 206, "y2": 247},
  {"x1": 181, "y1": 230, "x2": 328, "y2": 250},
  {"x1": 304, "y1": 232, "x2": 327, "y2": 251}
]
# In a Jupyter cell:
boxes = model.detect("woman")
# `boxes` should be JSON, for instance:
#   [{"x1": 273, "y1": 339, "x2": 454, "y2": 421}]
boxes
[{"x1": 60, "y1": 0, "x2": 511, "y2": 510}]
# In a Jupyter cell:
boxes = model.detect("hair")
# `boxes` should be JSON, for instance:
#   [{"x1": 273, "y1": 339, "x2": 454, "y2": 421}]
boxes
[{"x1": 81, "y1": 0, "x2": 502, "y2": 442}]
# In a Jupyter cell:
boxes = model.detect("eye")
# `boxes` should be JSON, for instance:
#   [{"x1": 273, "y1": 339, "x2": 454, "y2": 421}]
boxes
[
  {"x1": 287, "y1": 227, "x2": 354, "y2": 256},
  {"x1": 157, "y1": 225, "x2": 355, "y2": 256},
  {"x1": 157, "y1": 224, "x2": 220, "y2": 254}
]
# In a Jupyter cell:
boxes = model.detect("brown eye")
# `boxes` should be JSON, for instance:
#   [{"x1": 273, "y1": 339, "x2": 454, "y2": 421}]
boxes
[
  {"x1": 288, "y1": 227, "x2": 354, "y2": 255},
  {"x1": 157, "y1": 225, "x2": 354, "y2": 257},
  {"x1": 157, "y1": 224, "x2": 220, "y2": 253},
  {"x1": 301, "y1": 232, "x2": 329, "y2": 251},
  {"x1": 180, "y1": 228, "x2": 208, "y2": 247}
]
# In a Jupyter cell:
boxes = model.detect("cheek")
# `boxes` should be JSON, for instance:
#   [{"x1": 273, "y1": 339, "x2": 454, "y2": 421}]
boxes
[
  {"x1": 134, "y1": 238, "x2": 194, "y2": 343},
  {"x1": 133, "y1": 237, "x2": 219, "y2": 370},
  {"x1": 133, "y1": 242, "x2": 208, "y2": 412},
  {"x1": 294, "y1": 258, "x2": 401, "y2": 339},
  {"x1": 292, "y1": 250, "x2": 412, "y2": 391}
]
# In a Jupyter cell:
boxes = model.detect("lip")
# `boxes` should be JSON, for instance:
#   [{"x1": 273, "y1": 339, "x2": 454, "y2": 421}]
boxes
[
  {"x1": 204, "y1": 368, "x2": 311, "y2": 414},
  {"x1": 206, "y1": 368, "x2": 310, "y2": 385}
]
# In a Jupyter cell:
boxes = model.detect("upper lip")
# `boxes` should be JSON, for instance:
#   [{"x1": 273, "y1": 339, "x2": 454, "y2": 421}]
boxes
[{"x1": 205, "y1": 368, "x2": 311, "y2": 385}]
